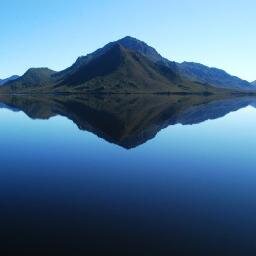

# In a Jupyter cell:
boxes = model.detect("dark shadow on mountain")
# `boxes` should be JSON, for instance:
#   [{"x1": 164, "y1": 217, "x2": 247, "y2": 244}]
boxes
[{"x1": 0, "y1": 93, "x2": 255, "y2": 149}]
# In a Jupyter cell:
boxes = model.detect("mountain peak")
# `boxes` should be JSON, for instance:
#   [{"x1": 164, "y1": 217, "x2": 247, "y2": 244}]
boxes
[
  {"x1": 116, "y1": 36, "x2": 163, "y2": 63},
  {"x1": 56, "y1": 36, "x2": 170, "y2": 80},
  {"x1": 117, "y1": 36, "x2": 144, "y2": 44}
]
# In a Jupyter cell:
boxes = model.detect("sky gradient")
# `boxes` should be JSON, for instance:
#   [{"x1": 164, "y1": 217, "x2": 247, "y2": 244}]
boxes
[{"x1": 1, "y1": 0, "x2": 255, "y2": 81}]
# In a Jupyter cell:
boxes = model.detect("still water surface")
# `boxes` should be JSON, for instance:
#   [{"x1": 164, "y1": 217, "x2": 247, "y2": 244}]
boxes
[{"x1": 0, "y1": 95, "x2": 256, "y2": 255}]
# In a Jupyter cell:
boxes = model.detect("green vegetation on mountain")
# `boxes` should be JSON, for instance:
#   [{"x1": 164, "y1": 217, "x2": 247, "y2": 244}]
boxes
[{"x1": 1, "y1": 37, "x2": 255, "y2": 94}]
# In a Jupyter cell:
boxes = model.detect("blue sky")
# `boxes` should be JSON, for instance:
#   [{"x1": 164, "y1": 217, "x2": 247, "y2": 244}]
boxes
[{"x1": 1, "y1": 0, "x2": 255, "y2": 81}]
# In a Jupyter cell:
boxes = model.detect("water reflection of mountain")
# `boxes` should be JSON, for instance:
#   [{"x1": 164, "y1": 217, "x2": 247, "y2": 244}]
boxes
[{"x1": 0, "y1": 94, "x2": 255, "y2": 149}]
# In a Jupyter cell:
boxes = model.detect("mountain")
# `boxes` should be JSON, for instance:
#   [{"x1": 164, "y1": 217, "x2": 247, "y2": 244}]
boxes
[
  {"x1": 0, "y1": 36, "x2": 255, "y2": 94},
  {"x1": 65, "y1": 36, "x2": 252, "y2": 91},
  {"x1": 0, "y1": 75, "x2": 19, "y2": 86},
  {"x1": 252, "y1": 81, "x2": 256, "y2": 86},
  {"x1": 56, "y1": 44, "x2": 224, "y2": 94},
  {"x1": 55, "y1": 36, "x2": 176, "y2": 80},
  {"x1": 0, "y1": 44, "x2": 225, "y2": 94}
]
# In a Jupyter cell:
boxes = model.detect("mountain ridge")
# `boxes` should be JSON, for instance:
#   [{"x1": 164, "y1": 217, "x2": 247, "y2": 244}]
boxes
[
  {"x1": 177, "y1": 61, "x2": 252, "y2": 90},
  {"x1": 1, "y1": 36, "x2": 255, "y2": 94}
]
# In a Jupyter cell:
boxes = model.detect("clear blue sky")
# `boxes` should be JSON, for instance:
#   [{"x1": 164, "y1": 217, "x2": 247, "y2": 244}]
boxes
[{"x1": 1, "y1": 0, "x2": 255, "y2": 81}]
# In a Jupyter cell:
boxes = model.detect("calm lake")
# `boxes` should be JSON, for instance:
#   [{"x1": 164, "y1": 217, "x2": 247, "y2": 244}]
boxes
[{"x1": 1, "y1": 94, "x2": 256, "y2": 255}]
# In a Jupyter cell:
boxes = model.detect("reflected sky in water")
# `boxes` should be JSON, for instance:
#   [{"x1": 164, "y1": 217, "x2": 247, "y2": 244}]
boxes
[{"x1": 1, "y1": 102, "x2": 256, "y2": 255}]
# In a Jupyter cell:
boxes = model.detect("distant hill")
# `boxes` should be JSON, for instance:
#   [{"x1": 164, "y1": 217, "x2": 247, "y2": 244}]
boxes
[
  {"x1": 3, "y1": 68, "x2": 56, "y2": 91},
  {"x1": 252, "y1": 81, "x2": 256, "y2": 86},
  {"x1": 177, "y1": 62, "x2": 253, "y2": 90},
  {"x1": 0, "y1": 75, "x2": 19, "y2": 86},
  {"x1": 1, "y1": 36, "x2": 255, "y2": 94}
]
